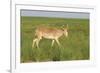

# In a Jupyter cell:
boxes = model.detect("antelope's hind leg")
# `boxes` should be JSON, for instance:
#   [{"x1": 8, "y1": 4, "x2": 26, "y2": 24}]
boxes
[
  {"x1": 36, "y1": 39, "x2": 40, "y2": 49},
  {"x1": 32, "y1": 38, "x2": 37, "y2": 48},
  {"x1": 36, "y1": 37, "x2": 41, "y2": 49}
]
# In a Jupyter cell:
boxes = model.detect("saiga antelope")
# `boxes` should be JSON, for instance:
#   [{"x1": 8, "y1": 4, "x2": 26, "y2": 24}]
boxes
[{"x1": 32, "y1": 26, "x2": 68, "y2": 48}]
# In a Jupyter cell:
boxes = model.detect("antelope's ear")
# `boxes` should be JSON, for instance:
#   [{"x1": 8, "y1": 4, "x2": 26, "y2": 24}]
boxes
[
  {"x1": 61, "y1": 25, "x2": 64, "y2": 29},
  {"x1": 62, "y1": 28, "x2": 65, "y2": 31}
]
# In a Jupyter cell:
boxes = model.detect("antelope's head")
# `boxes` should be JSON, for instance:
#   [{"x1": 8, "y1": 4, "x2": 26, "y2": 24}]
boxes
[
  {"x1": 62, "y1": 24, "x2": 68, "y2": 37},
  {"x1": 63, "y1": 28, "x2": 68, "y2": 37}
]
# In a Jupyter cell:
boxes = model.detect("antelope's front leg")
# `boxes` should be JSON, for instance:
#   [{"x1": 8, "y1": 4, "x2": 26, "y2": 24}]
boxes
[
  {"x1": 51, "y1": 40, "x2": 55, "y2": 47},
  {"x1": 55, "y1": 39, "x2": 61, "y2": 47}
]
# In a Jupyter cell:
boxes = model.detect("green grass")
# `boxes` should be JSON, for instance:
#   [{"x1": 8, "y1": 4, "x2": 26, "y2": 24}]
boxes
[{"x1": 21, "y1": 16, "x2": 89, "y2": 63}]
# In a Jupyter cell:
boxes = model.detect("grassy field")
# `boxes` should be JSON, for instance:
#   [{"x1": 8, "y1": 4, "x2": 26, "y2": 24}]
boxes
[{"x1": 21, "y1": 16, "x2": 89, "y2": 63}]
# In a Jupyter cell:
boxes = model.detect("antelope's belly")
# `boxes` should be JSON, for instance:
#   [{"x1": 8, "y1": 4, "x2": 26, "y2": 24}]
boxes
[
  {"x1": 42, "y1": 34, "x2": 56, "y2": 39},
  {"x1": 42, "y1": 33, "x2": 62, "y2": 39},
  {"x1": 43, "y1": 35, "x2": 54, "y2": 39}
]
